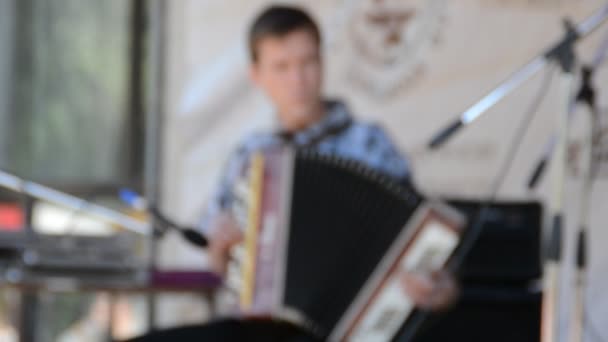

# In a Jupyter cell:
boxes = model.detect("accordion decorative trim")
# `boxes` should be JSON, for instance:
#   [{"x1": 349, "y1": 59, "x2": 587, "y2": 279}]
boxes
[{"x1": 329, "y1": 202, "x2": 465, "y2": 341}]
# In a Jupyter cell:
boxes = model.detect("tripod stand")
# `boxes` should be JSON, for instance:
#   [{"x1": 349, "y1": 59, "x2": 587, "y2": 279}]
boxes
[{"x1": 426, "y1": 5, "x2": 608, "y2": 342}]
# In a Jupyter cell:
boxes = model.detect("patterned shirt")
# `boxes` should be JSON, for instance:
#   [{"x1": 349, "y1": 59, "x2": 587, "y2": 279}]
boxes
[{"x1": 200, "y1": 100, "x2": 411, "y2": 233}]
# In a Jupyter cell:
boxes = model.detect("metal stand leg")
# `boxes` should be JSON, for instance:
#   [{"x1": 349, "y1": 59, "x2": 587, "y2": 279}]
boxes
[
  {"x1": 107, "y1": 292, "x2": 116, "y2": 342},
  {"x1": 541, "y1": 71, "x2": 575, "y2": 342},
  {"x1": 569, "y1": 84, "x2": 600, "y2": 342},
  {"x1": 18, "y1": 291, "x2": 37, "y2": 342}
]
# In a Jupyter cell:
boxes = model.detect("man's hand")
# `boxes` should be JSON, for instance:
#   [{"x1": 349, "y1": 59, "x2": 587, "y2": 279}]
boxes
[
  {"x1": 400, "y1": 270, "x2": 459, "y2": 312},
  {"x1": 207, "y1": 212, "x2": 243, "y2": 275}
]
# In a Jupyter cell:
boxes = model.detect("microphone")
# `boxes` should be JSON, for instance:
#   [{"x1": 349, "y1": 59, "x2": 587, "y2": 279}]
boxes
[
  {"x1": 119, "y1": 189, "x2": 208, "y2": 248},
  {"x1": 428, "y1": 119, "x2": 463, "y2": 149}
]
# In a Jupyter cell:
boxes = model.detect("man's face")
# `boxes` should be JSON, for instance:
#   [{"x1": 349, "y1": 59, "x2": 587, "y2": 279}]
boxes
[{"x1": 250, "y1": 29, "x2": 323, "y2": 131}]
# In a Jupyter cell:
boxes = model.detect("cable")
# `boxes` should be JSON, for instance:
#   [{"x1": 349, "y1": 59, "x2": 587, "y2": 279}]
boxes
[
  {"x1": 401, "y1": 66, "x2": 555, "y2": 341},
  {"x1": 453, "y1": 65, "x2": 555, "y2": 275},
  {"x1": 456, "y1": 65, "x2": 555, "y2": 270}
]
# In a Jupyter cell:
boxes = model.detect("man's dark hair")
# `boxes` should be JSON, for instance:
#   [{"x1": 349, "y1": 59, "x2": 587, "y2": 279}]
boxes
[{"x1": 248, "y1": 5, "x2": 321, "y2": 62}]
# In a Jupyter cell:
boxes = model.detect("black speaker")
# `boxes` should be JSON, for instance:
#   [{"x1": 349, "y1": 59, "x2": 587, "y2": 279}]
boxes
[
  {"x1": 407, "y1": 200, "x2": 543, "y2": 342},
  {"x1": 447, "y1": 200, "x2": 543, "y2": 284},
  {"x1": 412, "y1": 285, "x2": 541, "y2": 342}
]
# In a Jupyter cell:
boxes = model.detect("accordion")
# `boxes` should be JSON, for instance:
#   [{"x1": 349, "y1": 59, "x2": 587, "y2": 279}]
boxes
[{"x1": 227, "y1": 147, "x2": 466, "y2": 341}]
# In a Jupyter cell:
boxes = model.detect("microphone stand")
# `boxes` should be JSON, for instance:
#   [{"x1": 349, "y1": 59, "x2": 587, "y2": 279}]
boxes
[
  {"x1": 526, "y1": 27, "x2": 608, "y2": 342},
  {"x1": 144, "y1": 0, "x2": 168, "y2": 331},
  {"x1": 425, "y1": 5, "x2": 608, "y2": 342},
  {"x1": 428, "y1": 4, "x2": 608, "y2": 149},
  {"x1": 541, "y1": 32, "x2": 576, "y2": 342},
  {"x1": 527, "y1": 26, "x2": 608, "y2": 190},
  {"x1": 0, "y1": 169, "x2": 149, "y2": 236},
  {"x1": 569, "y1": 65, "x2": 602, "y2": 342}
]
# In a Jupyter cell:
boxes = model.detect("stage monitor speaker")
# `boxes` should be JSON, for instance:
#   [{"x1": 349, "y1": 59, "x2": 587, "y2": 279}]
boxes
[
  {"x1": 447, "y1": 200, "x2": 542, "y2": 284},
  {"x1": 410, "y1": 284, "x2": 541, "y2": 342}
]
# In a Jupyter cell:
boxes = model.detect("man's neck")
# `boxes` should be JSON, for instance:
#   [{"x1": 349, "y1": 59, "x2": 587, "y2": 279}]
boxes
[{"x1": 280, "y1": 101, "x2": 325, "y2": 133}]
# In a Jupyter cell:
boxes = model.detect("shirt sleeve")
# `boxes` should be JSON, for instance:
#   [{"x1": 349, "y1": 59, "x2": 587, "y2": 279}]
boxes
[
  {"x1": 198, "y1": 142, "x2": 251, "y2": 235},
  {"x1": 365, "y1": 123, "x2": 412, "y2": 186}
]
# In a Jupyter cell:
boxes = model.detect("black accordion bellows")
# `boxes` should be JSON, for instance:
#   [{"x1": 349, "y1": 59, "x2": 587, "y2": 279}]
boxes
[{"x1": 284, "y1": 149, "x2": 423, "y2": 335}]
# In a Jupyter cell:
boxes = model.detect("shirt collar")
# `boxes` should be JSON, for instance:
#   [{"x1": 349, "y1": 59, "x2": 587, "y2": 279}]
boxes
[{"x1": 277, "y1": 100, "x2": 352, "y2": 146}]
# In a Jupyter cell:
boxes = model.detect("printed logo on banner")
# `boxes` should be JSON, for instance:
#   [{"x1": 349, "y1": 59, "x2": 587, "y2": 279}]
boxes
[{"x1": 343, "y1": 0, "x2": 447, "y2": 97}]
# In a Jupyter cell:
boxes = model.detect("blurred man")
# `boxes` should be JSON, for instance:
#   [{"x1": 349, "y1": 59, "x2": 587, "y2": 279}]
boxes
[
  {"x1": 205, "y1": 5, "x2": 457, "y2": 313},
  {"x1": 128, "y1": 5, "x2": 456, "y2": 342}
]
